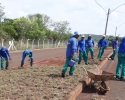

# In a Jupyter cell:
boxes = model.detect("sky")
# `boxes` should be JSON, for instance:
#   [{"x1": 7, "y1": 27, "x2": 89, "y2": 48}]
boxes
[{"x1": 0, "y1": 0, "x2": 125, "y2": 37}]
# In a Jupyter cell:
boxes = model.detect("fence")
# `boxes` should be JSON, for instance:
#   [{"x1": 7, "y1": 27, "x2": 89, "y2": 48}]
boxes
[{"x1": 0, "y1": 39, "x2": 68, "y2": 51}]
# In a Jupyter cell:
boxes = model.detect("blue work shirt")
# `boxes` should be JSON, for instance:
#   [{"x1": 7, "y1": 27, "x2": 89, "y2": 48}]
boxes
[
  {"x1": 118, "y1": 36, "x2": 125, "y2": 54},
  {"x1": 0, "y1": 46, "x2": 10, "y2": 58},
  {"x1": 106, "y1": 39, "x2": 109, "y2": 47},
  {"x1": 112, "y1": 40, "x2": 118, "y2": 49},
  {"x1": 78, "y1": 39, "x2": 86, "y2": 52},
  {"x1": 66, "y1": 36, "x2": 78, "y2": 57},
  {"x1": 85, "y1": 39, "x2": 94, "y2": 47},
  {"x1": 98, "y1": 39, "x2": 108, "y2": 48},
  {"x1": 21, "y1": 49, "x2": 33, "y2": 63}
]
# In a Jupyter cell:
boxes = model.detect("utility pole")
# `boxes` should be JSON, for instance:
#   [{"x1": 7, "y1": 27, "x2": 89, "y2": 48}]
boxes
[
  {"x1": 95, "y1": 0, "x2": 125, "y2": 35},
  {"x1": 110, "y1": 23, "x2": 125, "y2": 36},
  {"x1": 104, "y1": 8, "x2": 110, "y2": 35},
  {"x1": 115, "y1": 27, "x2": 117, "y2": 37}
]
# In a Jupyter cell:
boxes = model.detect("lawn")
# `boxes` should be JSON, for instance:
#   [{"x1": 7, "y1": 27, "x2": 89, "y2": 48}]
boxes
[{"x1": 0, "y1": 58, "x2": 103, "y2": 100}]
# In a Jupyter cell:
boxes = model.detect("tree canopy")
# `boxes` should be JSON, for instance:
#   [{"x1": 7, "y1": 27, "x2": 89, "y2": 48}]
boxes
[{"x1": 0, "y1": 3, "x2": 72, "y2": 41}]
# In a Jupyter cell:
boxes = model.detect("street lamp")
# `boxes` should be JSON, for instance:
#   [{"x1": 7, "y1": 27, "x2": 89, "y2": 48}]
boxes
[{"x1": 110, "y1": 23, "x2": 125, "y2": 36}]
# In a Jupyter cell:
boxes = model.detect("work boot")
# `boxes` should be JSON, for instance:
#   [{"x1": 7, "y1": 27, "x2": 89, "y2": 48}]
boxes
[
  {"x1": 21, "y1": 62, "x2": 24, "y2": 67},
  {"x1": 5, "y1": 67, "x2": 8, "y2": 70},
  {"x1": 115, "y1": 75, "x2": 120, "y2": 79},
  {"x1": 78, "y1": 63, "x2": 80, "y2": 65},
  {"x1": 30, "y1": 59, "x2": 33, "y2": 66},
  {"x1": 119, "y1": 77, "x2": 125, "y2": 81},
  {"x1": 62, "y1": 73, "x2": 65, "y2": 78},
  {"x1": 108, "y1": 57, "x2": 111, "y2": 60}
]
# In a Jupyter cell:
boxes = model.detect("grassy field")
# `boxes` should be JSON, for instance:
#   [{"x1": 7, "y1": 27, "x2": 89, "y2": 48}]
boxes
[{"x1": 0, "y1": 58, "x2": 104, "y2": 100}]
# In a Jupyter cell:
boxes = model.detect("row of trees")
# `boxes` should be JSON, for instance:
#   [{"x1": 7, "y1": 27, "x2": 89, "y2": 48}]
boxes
[{"x1": 0, "y1": 3, "x2": 72, "y2": 41}]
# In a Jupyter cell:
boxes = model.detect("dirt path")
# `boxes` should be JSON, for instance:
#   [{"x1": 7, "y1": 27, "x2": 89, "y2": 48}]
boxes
[
  {"x1": 9, "y1": 48, "x2": 112, "y2": 69},
  {"x1": 9, "y1": 48, "x2": 66, "y2": 68}
]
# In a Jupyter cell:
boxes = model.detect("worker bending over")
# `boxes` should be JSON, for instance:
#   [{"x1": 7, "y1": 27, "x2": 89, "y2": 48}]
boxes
[
  {"x1": 0, "y1": 46, "x2": 11, "y2": 70},
  {"x1": 21, "y1": 49, "x2": 33, "y2": 67}
]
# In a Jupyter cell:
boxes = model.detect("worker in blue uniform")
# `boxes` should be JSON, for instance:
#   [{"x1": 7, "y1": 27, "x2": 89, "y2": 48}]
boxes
[
  {"x1": 0, "y1": 46, "x2": 11, "y2": 70},
  {"x1": 109, "y1": 37, "x2": 119, "y2": 60},
  {"x1": 97, "y1": 35, "x2": 108, "y2": 58},
  {"x1": 62, "y1": 31, "x2": 79, "y2": 77},
  {"x1": 21, "y1": 49, "x2": 33, "y2": 67},
  {"x1": 85, "y1": 35, "x2": 94, "y2": 59},
  {"x1": 116, "y1": 36, "x2": 125, "y2": 80},
  {"x1": 78, "y1": 35, "x2": 88, "y2": 65}
]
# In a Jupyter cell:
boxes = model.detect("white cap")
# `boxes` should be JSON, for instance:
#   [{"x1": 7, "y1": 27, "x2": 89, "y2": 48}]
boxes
[
  {"x1": 81, "y1": 35, "x2": 85, "y2": 37},
  {"x1": 103, "y1": 35, "x2": 106, "y2": 37},
  {"x1": 88, "y1": 35, "x2": 91, "y2": 37}
]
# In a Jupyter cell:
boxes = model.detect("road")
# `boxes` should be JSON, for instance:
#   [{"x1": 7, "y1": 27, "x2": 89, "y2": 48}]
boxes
[
  {"x1": 9, "y1": 48, "x2": 111, "y2": 68},
  {"x1": 9, "y1": 48, "x2": 66, "y2": 68}
]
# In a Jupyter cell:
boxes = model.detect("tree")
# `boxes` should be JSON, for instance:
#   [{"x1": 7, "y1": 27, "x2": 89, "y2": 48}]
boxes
[
  {"x1": 0, "y1": 3, "x2": 5, "y2": 21},
  {"x1": 42, "y1": 14, "x2": 52, "y2": 28},
  {"x1": 13, "y1": 17, "x2": 31, "y2": 39},
  {"x1": 52, "y1": 21, "x2": 71, "y2": 40},
  {"x1": 2, "y1": 18, "x2": 18, "y2": 39},
  {"x1": 0, "y1": 3, "x2": 5, "y2": 39}
]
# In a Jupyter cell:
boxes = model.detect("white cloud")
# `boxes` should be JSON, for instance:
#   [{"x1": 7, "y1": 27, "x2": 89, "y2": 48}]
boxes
[
  {"x1": 1, "y1": 0, "x2": 125, "y2": 37},
  {"x1": 24, "y1": 5, "x2": 30, "y2": 8}
]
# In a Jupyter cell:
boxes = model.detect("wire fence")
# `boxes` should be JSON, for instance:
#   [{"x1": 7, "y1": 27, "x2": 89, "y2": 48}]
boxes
[{"x1": 0, "y1": 39, "x2": 68, "y2": 51}]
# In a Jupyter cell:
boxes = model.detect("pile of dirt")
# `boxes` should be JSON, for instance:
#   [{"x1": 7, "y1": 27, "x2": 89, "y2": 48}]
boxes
[{"x1": 0, "y1": 65, "x2": 96, "y2": 100}]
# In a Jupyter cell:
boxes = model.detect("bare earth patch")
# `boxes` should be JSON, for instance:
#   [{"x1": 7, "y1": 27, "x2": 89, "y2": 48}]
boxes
[{"x1": 0, "y1": 58, "x2": 104, "y2": 100}]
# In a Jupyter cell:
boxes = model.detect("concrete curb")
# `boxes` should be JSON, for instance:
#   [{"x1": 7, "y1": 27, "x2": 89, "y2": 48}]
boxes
[
  {"x1": 96, "y1": 52, "x2": 113, "y2": 70},
  {"x1": 64, "y1": 52, "x2": 113, "y2": 100}
]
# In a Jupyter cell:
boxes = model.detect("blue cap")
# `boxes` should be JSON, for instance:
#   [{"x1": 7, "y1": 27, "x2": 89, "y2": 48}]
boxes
[
  {"x1": 74, "y1": 31, "x2": 79, "y2": 35},
  {"x1": 1, "y1": 46, "x2": 6, "y2": 51}
]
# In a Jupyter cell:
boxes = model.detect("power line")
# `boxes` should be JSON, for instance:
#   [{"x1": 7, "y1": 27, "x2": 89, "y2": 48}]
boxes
[
  {"x1": 114, "y1": 11, "x2": 125, "y2": 14},
  {"x1": 110, "y1": 3, "x2": 125, "y2": 14},
  {"x1": 95, "y1": 0, "x2": 107, "y2": 13},
  {"x1": 94, "y1": 0, "x2": 125, "y2": 35}
]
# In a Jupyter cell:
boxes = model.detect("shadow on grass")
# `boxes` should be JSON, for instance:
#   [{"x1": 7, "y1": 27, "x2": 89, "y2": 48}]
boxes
[{"x1": 47, "y1": 74, "x2": 61, "y2": 78}]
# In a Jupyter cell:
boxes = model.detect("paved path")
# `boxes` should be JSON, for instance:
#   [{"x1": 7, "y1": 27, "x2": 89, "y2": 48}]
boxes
[{"x1": 77, "y1": 53, "x2": 125, "y2": 100}]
